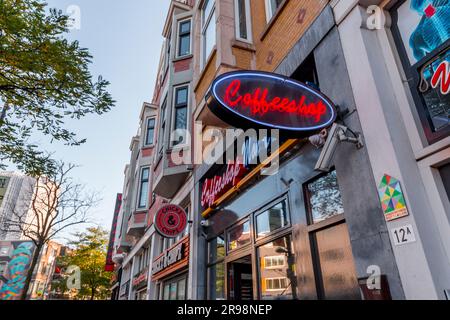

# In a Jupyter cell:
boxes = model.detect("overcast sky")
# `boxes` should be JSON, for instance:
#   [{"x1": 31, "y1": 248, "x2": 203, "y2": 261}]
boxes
[{"x1": 33, "y1": 0, "x2": 171, "y2": 240}]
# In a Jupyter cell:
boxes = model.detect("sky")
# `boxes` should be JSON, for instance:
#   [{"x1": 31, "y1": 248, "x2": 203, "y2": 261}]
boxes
[{"x1": 29, "y1": 0, "x2": 170, "y2": 239}]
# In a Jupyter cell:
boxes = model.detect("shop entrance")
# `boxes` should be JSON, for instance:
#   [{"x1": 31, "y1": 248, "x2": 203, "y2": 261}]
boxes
[{"x1": 227, "y1": 255, "x2": 253, "y2": 300}]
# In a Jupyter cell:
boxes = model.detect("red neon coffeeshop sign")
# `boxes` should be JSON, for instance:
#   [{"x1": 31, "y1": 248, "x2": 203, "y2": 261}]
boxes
[
  {"x1": 201, "y1": 158, "x2": 246, "y2": 210},
  {"x1": 224, "y1": 79, "x2": 327, "y2": 122},
  {"x1": 207, "y1": 71, "x2": 337, "y2": 136}
]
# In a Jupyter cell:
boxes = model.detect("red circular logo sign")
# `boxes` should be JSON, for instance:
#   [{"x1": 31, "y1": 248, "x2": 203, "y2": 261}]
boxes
[{"x1": 154, "y1": 204, "x2": 187, "y2": 238}]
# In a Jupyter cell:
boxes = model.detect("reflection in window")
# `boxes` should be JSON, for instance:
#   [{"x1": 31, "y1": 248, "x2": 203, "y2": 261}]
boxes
[
  {"x1": 256, "y1": 200, "x2": 289, "y2": 238},
  {"x1": 209, "y1": 235, "x2": 225, "y2": 263},
  {"x1": 228, "y1": 220, "x2": 251, "y2": 251},
  {"x1": 258, "y1": 235, "x2": 297, "y2": 300},
  {"x1": 208, "y1": 262, "x2": 225, "y2": 300},
  {"x1": 306, "y1": 171, "x2": 344, "y2": 224}
]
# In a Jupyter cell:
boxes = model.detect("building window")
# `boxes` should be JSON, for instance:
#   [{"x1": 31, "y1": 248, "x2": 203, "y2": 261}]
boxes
[
  {"x1": 305, "y1": 170, "x2": 344, "y2": 224},
  {"x1": 145, "y1": 118, "x2": 156, "y2": 146},
  {"x1": 235, "y1": 0, "x2": 252, "y2": 42},
  {"x1": 202, "y1": 0, "x2": 216, "y2": 67},
  {"x1": 265, "y1": 0, "x2": 284, "y2": 22},
  {"x1": 159, "y1": 98, "x2": 167, "y2": 154},
  {"x1": 227, "y1": 219, "x2": 251, "y2": 252},
  {"x1": 263, "y1": 256, "x2": 285, "y2": 269},
  {"x1": 162, "y1": 274, "x2": 188, "y2": 300},
  {"x1": 208, "y1": 235, "x2": 225, "y2": 264},
  {"x1": 265, "y1": 277, "x2": 288, "y2": 291},
  {"x1": 172, "y1": 86, "x2": 189, "y2": 146},
  {"x1": 257, "y1": 235, "x2": 297, "y2": 300},
  {"x1": 137, "y1": 167, "x2": 150, "y2": 209},
  {"x1": 177, "y1": 19, "x2": 191, "y2": 57},
  {"x1": 207, "y1": 262, "x2": 225, "y2": 300},
  {"x1": 256, "y1": 199, "x2": 290, "y2": 238},
  {"x1": 390, "y1": 0, "x2": 450, "y2": 143}
]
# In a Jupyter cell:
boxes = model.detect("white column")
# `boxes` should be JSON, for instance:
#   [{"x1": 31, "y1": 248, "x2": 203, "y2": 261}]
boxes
[{"x1": 337, "y1": 3, "x2": 442, "y2": 299}]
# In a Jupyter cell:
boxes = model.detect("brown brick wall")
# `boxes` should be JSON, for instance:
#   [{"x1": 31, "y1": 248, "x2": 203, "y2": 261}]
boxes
[
  {"x1": 251, "y1": 0, "x2": 328, "y2": 72},
  {"x1": 195, "y1": 51, "x2": 217, "y2": 104}
]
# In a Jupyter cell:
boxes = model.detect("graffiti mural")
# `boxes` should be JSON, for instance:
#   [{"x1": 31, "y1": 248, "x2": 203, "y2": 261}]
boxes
[{"x1": 0, "y1": 241, "x2": 36, "y2": 300}]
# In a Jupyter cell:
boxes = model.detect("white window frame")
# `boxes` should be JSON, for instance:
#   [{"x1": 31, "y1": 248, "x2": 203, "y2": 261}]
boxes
[
  {"x1": 137, "y1": 167, "x2": 150, "y2": 210},
  {"x1": 263, "y1": 255, "x2": 285, "y2": 269},
  {"x1": 234, "y1": 0, "x2": 252, "y2": 43},
  {"x1": 264, "y1": 0, "x2": 283, "y2": 22},
  {"x1": 201, "y1": 0, "x2": 216, "y2": 69},
  {"x1": 171, "y1": 84, "x2": 190, "y2": 147},
  {"x1": 144, "y1": 117, "x2": 156, "y2": 147},
  {"x1": 176, "y1": 18, "x2": 192, "y2": 58},
  {"x1": 265, "y1": 277, "x2": 288, "y2": 291}
]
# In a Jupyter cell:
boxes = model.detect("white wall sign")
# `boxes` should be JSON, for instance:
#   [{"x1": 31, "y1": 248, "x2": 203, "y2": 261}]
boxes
[{"x1": 391, "y1": 225, "x2": 416, "y2": 246}]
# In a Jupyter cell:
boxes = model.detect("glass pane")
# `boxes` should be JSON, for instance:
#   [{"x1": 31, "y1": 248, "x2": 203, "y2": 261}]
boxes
[
  {"x1": 237, "y1": 0, "x2": 247, "y2": 39},
  {"x1": 180, "y1": 20, "x2": 191, "y2": 34},
  {"x1": 314, "y1": 223, "x2": 361, "y2": 300},
  {"x1": 175, "y1": 106, "x2": 187, "y2": 130},
  {"x1": 306, "y1": 171, "x2": 344, "y2": 224},
  {"x1": 256, "y1": 200, "x2": 289, "y2": 238},
  {"x1": 419, "y1": 50, "x2": 450, "y2": 132},
  {"x1": 163, "y1": 284, "x2": 170, "y2": 300},
  {"x1": 176, "y1": 87, "x2": 188, "y2": 105},
  {"x1": 208, "y1": 263, "x2": 225, "y2": 300},
  {"x1": 204, "y1": 10, "x2": 216, "y2": 62},
  {"x1": 146, "y1": 119, "x2": 155, "y2": 145},
  {"x1": 228, "y1": 220, "x2": 251, "y2": 251},
  {"x1": 258, "y1": 235, "x2": 297, "y2": 300},
  {"x1": 138, "y1": 181, "x2": 148, "y2": 208},
  {"x1": 169, "y1": 282, "x2": 177, "y2": 300},
  {"x1": 203, "y1": 0, "x2": 214, "y2": 25},
  {"x1": 177, "y1": 279, "x2": 186, "y2": 300},
  {"x1": 179, "y1": 35, "x2": 190, "y2": 56},
  {"x1": 208, "y1": 235, "x2": 225, "y2": 263},
  {"x1": 141, "y1": 168, "x2": 149, "y2": 180}
]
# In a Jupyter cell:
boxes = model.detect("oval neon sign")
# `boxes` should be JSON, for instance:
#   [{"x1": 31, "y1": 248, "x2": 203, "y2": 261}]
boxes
[{"x1": 207, "y1": 71, "x2": 337, "y2": 135}]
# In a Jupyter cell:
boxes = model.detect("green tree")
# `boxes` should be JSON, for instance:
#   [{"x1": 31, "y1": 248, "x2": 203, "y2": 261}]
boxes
[
  {"x1": 63, "y1": 227, "x2": 112, "y2": 300},
  {"x1": 0, "y1": 0, "x2": 114, "y2": 176}
]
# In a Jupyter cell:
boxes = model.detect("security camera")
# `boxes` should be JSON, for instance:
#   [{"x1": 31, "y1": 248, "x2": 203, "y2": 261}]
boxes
[
  {"x1": 200, "y1": 220, "x2": 211, "y2": 227},
  {"x1": 315, "y1": 123, "x2": 364, "y2": 172}
]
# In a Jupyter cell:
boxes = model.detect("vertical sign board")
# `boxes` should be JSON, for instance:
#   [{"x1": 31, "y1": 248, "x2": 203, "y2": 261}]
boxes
[
  {"x1": 378, "y1": 174, "x2": 409, "y2": 222},
  {"x1": 0, "y1": 176, "x2": 10, "y2": 209}
]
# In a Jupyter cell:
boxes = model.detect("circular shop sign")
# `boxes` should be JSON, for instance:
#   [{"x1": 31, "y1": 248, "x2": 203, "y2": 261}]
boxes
[
  {"x1": 206, "y1": 70, "x2": 337, "y2": 137},
  {"x1": 154, "y1": 204, "x2": 188, "y2": 238}
]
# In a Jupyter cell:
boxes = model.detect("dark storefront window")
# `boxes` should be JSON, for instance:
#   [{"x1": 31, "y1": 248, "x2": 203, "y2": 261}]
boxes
[
  {"x1": 256, "y1": 199, "x2": 290, "y2": 238},
  {"x1": 304, "y1": 171, "x2": 361, "y2": 300},
  {"x1": 391, "y1": 0, "x2": 450, "y2": 143},
  {"x1": 227, "y1": 219, "x2": 251, "y2": 252},
  {"x1": 257, "y1": 235, "x2": 297, "y2": 300},
  {"x1": 306, "y1": 170, "x2": 344, "y2": 224}
]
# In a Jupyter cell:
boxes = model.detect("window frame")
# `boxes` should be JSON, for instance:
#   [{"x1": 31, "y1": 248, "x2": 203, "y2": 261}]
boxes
[
  {"x1": 176, "y1": 18, "x2": 192, "y2": 58},
  {"x1": 201, "y1": 0, "x2": 216, "y2": 68},
  {"x1": 171, "y1": 84, "x2": 190, "y2": 147},
  {"x1": 254, "y1": 197, "x2": 291, "y2": 240},
  {"x1": 158, "y1": 97, "x2": 168, "y2": 155},
  {"x1": 389, "y1": 0, "x2": 450, "y2": 144},
  {"x1": 234, "y1": 0, "x2": 253, "y2": 43},
  {"x1": 144, "y1": 117, "x2": 156, "y2": 147},
  {"x1": 137, "y1": 167, "x2": 150, "y2": 209},
  {"x1": 264, "y1": 0, "x2": 284, "y2": 23}
]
